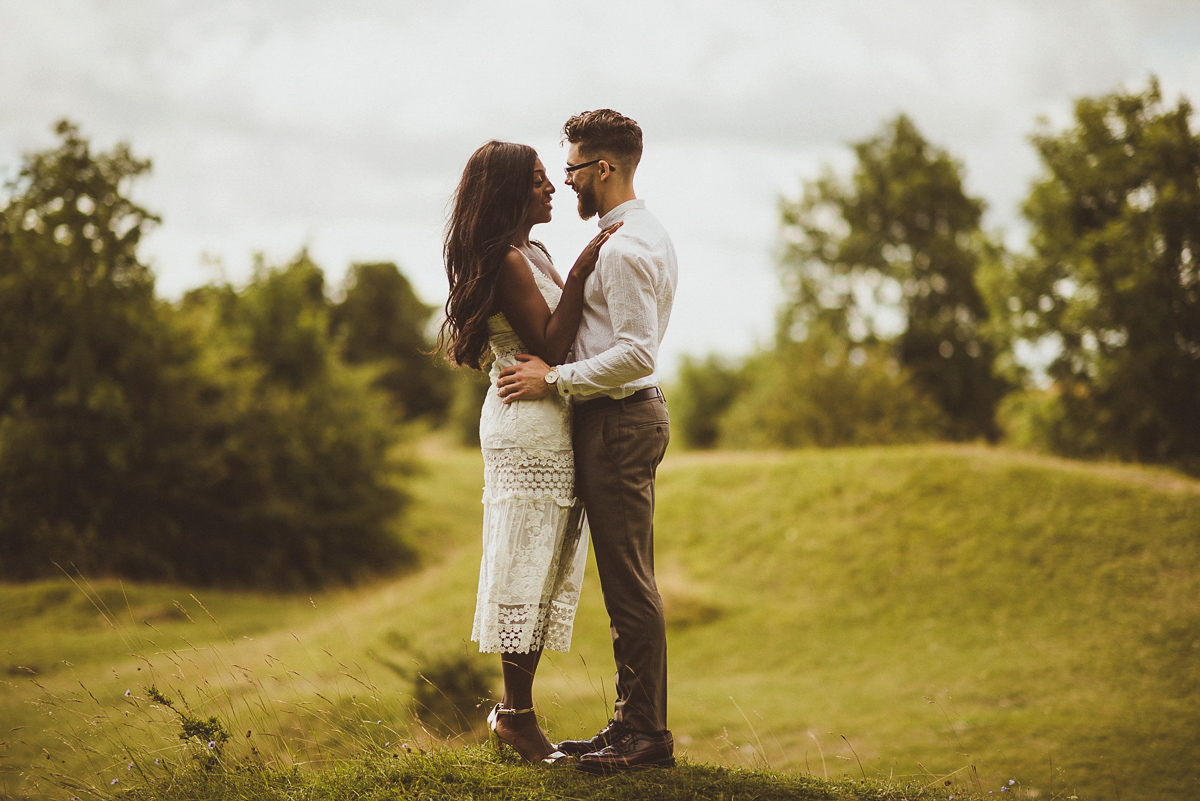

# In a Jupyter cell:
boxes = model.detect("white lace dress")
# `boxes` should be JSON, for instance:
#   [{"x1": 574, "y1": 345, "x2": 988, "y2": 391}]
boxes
[{"x1": 471, "y1": 251, "x2": 588, "y2": 654}]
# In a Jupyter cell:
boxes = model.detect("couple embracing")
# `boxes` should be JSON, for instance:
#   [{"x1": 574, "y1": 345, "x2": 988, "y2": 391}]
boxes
[{"x1": 440, "y1": 109, "x2": 677, "y2": 774}]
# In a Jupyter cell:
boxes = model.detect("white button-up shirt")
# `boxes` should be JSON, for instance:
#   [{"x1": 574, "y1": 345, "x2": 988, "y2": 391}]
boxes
[{"x1": 556, "y1": 199, "x2": 678, "y2": 400}]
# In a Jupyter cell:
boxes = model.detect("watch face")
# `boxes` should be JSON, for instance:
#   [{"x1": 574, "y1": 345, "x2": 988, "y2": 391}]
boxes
[{"x1": 545, "y1": 368, "x2": 558, "y2": 384}]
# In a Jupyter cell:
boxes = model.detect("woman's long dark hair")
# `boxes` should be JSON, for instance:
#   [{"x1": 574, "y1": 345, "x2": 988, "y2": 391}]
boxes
[{"x1": 440, "y1": 140, "x2": 537, "y2": 369}]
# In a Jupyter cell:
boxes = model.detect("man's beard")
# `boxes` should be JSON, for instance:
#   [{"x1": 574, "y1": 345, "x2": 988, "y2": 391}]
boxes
[{"x1": 575, "y1": 184, "x2": 599, "y2": 220}]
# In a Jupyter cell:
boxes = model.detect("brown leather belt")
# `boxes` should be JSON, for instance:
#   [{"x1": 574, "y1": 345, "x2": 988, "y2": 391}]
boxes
[{"x1": 576, "y1": 386, "x2": 664, "y2": 411}]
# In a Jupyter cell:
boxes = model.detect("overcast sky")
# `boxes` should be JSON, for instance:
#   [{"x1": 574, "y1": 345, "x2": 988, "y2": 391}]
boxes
[{"x1": 4, "y1": 0, "x2": 1200, "y2": 373}]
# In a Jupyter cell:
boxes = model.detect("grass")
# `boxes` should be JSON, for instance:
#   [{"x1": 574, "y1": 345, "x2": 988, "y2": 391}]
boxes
[
  {"x1": 110, "y1": 746, "x2": 978, "y2": 801},
  {"x1": 3, "y1": 438, "x2": 1199, "y2": 799},
  {"x1": 655, "y1": 445, "x2": 1200, "y2": 798}
]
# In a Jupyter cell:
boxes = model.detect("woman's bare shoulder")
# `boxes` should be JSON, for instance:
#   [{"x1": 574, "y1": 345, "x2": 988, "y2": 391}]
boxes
[{"x1": 498, "y1": 247, "x2": 537, "y2": 291}]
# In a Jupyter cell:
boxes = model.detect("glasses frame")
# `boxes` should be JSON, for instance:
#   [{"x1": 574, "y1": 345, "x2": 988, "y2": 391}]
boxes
[{"x1": 564, "y1": 158, "x2": 614, "y2": 177}]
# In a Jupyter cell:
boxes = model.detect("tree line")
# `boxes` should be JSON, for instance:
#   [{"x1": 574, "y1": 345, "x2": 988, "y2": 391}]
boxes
[
  {"x1": 2, "y1": 76, "x2": 1196, "y2": 589},
  {"x1": 674, "y1": 77, "x2": 1200, "y2": 475},
  {"x1": 0, "y1": 121, "x2": 463, "y2": 588}
]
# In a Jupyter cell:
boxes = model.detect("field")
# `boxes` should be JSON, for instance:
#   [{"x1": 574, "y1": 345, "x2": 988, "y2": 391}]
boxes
[{"x1": 2, "y1": 440, "x2": 1198, "y2": 799}]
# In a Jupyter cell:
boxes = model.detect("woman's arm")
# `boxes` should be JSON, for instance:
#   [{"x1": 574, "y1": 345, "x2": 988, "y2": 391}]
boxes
[{"x1": 495, "y1": 224, "x2": 620, "y2": 365}]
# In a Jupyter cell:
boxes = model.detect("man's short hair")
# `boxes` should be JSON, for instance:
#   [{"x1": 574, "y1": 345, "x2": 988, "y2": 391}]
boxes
[{"x1": 563, "y1": 109, "x2": 643, "y2": 170}]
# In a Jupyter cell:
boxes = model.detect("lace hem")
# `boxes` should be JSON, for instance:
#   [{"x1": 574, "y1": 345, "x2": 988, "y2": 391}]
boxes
[
  {"x1": 473, "y1": 465, "x2": 587, "y2": 655},
  {"x1": 472, "y1": 600, "x2": 580, "y2": 654},
  {"x1": 483, "y1": 491, "x2": 577, "y2": 506}
]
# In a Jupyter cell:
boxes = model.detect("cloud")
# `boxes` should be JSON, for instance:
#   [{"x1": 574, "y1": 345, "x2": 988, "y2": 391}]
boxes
[{"x1": 3, "y1": 0, "x2": 1199, "y2": 370}]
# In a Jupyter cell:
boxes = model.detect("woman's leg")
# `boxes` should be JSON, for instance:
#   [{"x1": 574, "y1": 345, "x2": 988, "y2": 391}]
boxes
[
  {"x1": 493, "y1": 648, "x2": 555, "y2": 758},
  {"x1": 500, "y1": 648, "x2": 542, "y2": 709}
]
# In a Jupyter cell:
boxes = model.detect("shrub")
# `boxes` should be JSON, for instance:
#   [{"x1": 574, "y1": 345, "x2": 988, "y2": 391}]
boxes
[
  {"x1": 412, "y1": 650, "x2": 498, "y2": 735},
  {"x1": 719, "y1": 335, "x2": 946, "y2": 449},
  {"x1": 670, "y1": 354, "x2": 743, "y2": 449}
]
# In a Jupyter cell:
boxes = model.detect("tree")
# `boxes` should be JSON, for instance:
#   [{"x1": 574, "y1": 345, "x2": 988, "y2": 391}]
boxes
[
  {"x1": 0, "y1": 123, "x2": 414, "y2": 587},
  {"x1": 777, "y1": 115, "x2": 1009, "y2": 440},
  {"x1": 1003, "y1": 78, "x2": 1200, "y2": 467},
  {"x1": 0, "y1": 120, "x2": 164, "y2": 576},
  {"x1": 331, "y1": 262, "x2": 452, "y2": 423},
  {"x1": 168, "y1": 254, "x2": 415, "y2": 588}
]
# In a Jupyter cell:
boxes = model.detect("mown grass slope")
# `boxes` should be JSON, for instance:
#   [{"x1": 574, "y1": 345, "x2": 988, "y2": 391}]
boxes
[
  {"x1": 2, "y1": 442, "x2": 1197, "y2": 800},
  {"x1": 653, "y1": 446, "x2": 1200, "y2": 800}
]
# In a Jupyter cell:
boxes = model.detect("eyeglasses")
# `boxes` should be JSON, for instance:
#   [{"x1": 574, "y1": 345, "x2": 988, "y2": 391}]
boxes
[{"x1": 564, "y1": 158, "x2": 614, "y2": 177}]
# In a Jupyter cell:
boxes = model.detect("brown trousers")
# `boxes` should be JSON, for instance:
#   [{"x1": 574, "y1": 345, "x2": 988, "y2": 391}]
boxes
[{"x1": 572, "y1": 391, "x2": 670, "y2": 734}]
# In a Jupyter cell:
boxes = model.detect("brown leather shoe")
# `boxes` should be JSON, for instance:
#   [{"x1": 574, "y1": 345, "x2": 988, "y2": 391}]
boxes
[
  {"x1": 555, "y1": 719, "x2": 628, "y2": 757},
  {"x1": 576, "y1": 729, "x2": 675, "y2": 774}
]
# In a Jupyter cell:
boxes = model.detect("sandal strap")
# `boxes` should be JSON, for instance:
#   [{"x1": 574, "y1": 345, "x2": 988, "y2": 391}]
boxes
[{"x1": 541, "y1": 749, "x2": 571, "y2": 765}]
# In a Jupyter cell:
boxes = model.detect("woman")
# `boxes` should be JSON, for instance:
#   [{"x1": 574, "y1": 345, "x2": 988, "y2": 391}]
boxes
[{"x1": 441, "y1": 141, "x2": 618, "y2": 764}]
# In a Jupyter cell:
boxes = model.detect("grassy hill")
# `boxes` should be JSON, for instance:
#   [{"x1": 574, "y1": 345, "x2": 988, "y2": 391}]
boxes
[{"x1": 2, "y1": 441, "x2": 1198, "y2": 799}]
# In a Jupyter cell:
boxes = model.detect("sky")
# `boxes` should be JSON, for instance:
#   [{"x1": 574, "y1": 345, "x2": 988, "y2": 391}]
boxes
[{"x1": 4, "y1": 0, "x2": 1200, "y2": 374}]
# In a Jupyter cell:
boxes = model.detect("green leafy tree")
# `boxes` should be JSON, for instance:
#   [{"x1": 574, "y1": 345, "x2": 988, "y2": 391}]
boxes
[
  {"x1": 0, "y1": 123, "x2": 413, "y2": 587},
  {"x1": 670, "y1": 354, "x2": 742, "y2": 449},
  {"x1": 778, "y1": 115, "x2": 1009, "y2": 440},
  {"x1": 1000, "y1": 78, "x2": 1200, "y2": 467},
  {"x1": 169, "y1": 256, "x2": 415, "y2": 587},
  {"x1": 0, "y1": 120, "x2": 164, "y2": 576},
  {"x1": 331, "y1": 261, "x2": 452, "y2": 422},
  {"x1": 238, "y1": 250, "x2": 331, "y2": 388}
]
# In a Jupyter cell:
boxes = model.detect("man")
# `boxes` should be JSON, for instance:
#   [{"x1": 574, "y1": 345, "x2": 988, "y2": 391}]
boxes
[{"x1": 496, "y1": 108, "x2": 678, "y2": 774}]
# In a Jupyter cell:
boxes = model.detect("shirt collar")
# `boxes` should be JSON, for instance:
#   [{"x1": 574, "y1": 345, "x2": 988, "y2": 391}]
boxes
[{"x1": 598, "y1": 198, "x2": 645, "y2": 229}]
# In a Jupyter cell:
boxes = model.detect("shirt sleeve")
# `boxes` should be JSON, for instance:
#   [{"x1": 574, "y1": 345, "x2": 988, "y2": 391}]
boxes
[{"x1": 556, "y1": 242, "x2": 659, "y2": 397}]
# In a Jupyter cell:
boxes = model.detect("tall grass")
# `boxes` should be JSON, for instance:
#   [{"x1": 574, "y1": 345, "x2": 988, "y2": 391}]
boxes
[
  {"x1": 4, "y1": 572, "x2": 984, "y2": 801},
  {"x1": 2, "y1": 441, "x2": 489, "y2": 799}
]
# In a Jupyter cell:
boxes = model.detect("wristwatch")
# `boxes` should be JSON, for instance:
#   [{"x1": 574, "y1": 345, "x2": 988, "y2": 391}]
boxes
[{"x1": 544, "y1": 366, "x2": 559, "y2": 385}]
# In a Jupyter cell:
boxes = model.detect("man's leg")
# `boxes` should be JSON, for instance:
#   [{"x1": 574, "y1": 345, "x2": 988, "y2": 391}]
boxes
[{"x1": 573, "y1": 395, "x2": 670, "y2": 734}]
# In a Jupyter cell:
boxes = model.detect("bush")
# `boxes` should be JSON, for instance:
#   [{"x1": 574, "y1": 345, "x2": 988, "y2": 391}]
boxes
[
  {"x1": 719, "y1": 336, "x2": 946, "y2": 449},
  {"x1": 412, "y1": 649, "x2": 498, "y2": 735},
  {"x1": 669, "y1": 354, "x2": 742, "y2": 449},
  {"x1": 133, "y1": 259, "x2": 416, "y2": 588}
]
